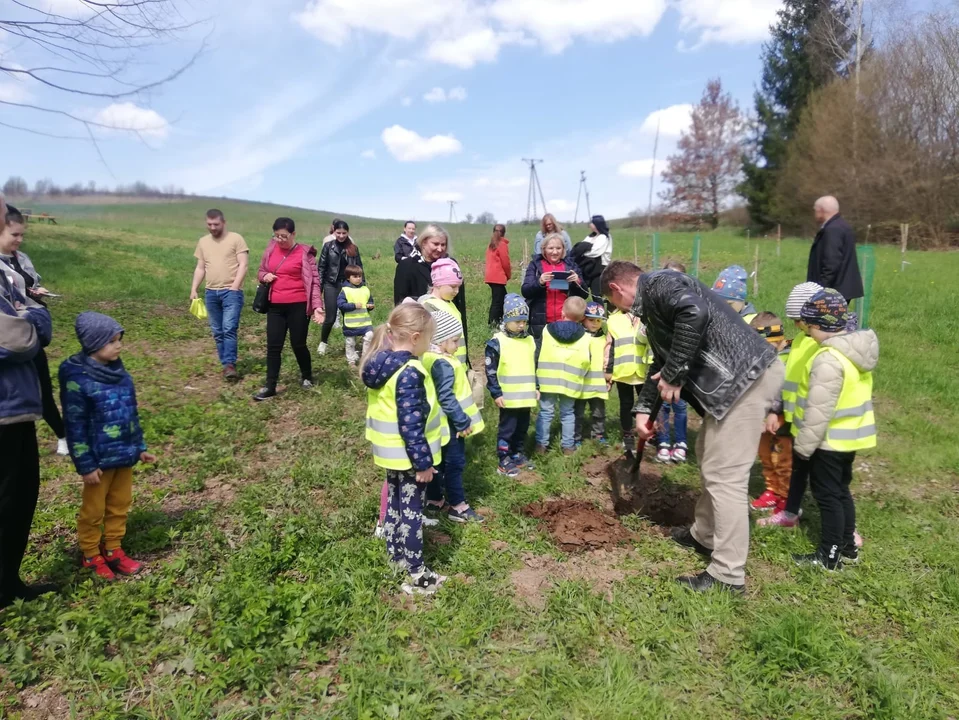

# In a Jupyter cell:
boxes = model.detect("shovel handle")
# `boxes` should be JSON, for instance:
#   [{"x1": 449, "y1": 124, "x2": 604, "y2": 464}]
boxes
[{"x1": 632, "y1": 395, "x2": 665, "y2": 471}]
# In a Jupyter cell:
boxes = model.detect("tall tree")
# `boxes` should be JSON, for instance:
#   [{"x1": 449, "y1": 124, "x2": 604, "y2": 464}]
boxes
[
  {"x1": 660, "y1": 79, "x2": 745, "y2": 230},
  {"x1": 738, "y1": 0, "x2": 855, "y2": 228}
]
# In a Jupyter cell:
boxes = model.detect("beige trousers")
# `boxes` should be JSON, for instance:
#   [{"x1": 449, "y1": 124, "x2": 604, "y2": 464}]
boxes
[{"x1": 690, "y1": 362, "x2": 785, "y2": 585}]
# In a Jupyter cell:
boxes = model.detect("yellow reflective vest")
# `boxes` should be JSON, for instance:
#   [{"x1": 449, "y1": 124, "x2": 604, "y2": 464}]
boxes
[
  {"x1": 782, "y1": 333, "x2": 819, "y2": 424},
  {"x1": 581, "y1": 333, "x2": 609, "y2": 400},
  {"x1": 342, "y1": 285, "x2": 372, "y2": 330},
  {"x1": 792, "y1": 347, "x2": 877, "y2": 451},
  {"x1": 423, "y1": 351, "x2": 485, "y2": 440},
  {"x1": 742, "y1": 312, "x2": 758, "y2": 325},
  {"x1": 537, "y1": 329, "x2": 591, "y2": 399},
  {"x1": 493, "y1": 332, "x2": 537, "y2": 408},
  {"x1": 422, "y1": 296, "x2": 467, "y2": 365},
  {"x1": 607, "y1": 311, "x2": 649, "y2": 385},
  {"x1": 366, "y1": 359, "x2": 443, "y2": 470}
]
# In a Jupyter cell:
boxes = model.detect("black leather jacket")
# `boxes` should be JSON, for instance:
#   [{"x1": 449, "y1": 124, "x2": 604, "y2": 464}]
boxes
[
  {"x1": 632, "y1": 270, "x2": 777, "y2": 420},
  {"x1": 318, "y1": 239, "x2": 362, "y2": 287}
]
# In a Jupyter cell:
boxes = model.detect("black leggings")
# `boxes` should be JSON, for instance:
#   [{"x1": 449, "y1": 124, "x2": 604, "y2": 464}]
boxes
[
  {"x1": 616, "y1": 382, "x2": 642, "y2": 434},
  {"x1": 0, "y1": 422, "x2": 40, "y2": 599},
  {"x1": 487, "y1": 283, "x2": 507, "y2": 325},
  {"x1": 320, "y1": 283, "x2": 340, "y2": 343},
  {"x1": 809, "y1": 449, "x2": 857, "y2": 553},
  {"x1": 266, "y1": 302, "x2": 312, "y2": 386},
  {"x1": 33, "y1": 348, "x2": 64, "y2": 439}
]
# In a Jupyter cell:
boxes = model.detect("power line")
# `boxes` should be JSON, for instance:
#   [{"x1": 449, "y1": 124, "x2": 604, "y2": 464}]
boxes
[
  {"x1": 574, "y1": 170, "x2": 591, "y2": 224},
  {"x1": 522, "y1": 158, "x2": 547, "y2": 222},
  {"x1": 447, "y1": 200, "x2": 458, "y2": 224}
]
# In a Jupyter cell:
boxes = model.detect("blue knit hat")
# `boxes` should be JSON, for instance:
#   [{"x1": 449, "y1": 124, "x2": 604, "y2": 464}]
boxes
[
  {"x1": 585, "y1": 301, "x2": 606, "y2": 319},
  {"x1": 712, "y1": 265, "x2": 748, "y2": 302},
  {"x1": 75, "y1": 311, "x2": 124, "y2": 355},
  {"x1": 503, "y1": 293, "x2": 529, "y2": 322},
  {"x1": 800, "y1": 289, "x2": 850, "y2": 331}
]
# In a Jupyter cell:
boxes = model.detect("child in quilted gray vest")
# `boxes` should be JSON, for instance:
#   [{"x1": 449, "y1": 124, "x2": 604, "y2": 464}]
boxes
[{"x1": 60, "y1": 312, "x2": 157, "y2": 581}]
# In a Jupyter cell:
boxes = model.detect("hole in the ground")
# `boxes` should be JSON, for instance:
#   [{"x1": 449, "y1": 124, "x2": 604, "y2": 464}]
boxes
[{"x1": 607, "y1": 457, "x2": 698, "y2": 528}]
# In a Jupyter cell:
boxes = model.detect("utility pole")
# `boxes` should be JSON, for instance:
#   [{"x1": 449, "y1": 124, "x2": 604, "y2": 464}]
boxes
[
  {"x1": 522, "y1": 158, "x2": 547, "y2": 223},
  {"x1": 447, "y1": 200, "x2": 457, "y2": 224},
  {"x1": 574, "y1": 170, "x2": 591, "y2": 224},
  {"x1": 646, "y1": 117, "x2": 661, "y2": 230}
]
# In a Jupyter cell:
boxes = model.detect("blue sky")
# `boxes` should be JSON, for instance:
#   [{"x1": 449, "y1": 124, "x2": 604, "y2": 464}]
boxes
[{"x1": 1, "y1": 0, "x2": 785, "y2": 222}]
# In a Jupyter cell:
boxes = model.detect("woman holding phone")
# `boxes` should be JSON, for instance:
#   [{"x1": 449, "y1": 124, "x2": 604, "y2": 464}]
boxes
[{"x1": 521, "y1": 232, "x2": 587, "y2": 340}]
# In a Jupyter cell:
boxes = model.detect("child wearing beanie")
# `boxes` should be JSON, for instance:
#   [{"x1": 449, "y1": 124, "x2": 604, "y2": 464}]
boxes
[
  {"x1": 421, "y1": 258, "x2": 468, "y2": 366},
  {"x1": 422, "y1": 311, "x2": 485, "y2": 523},
  {"x1": 712, "y1": 265, "x2": 757, "y2": 322},
  {"x1": 486, "y1": 294, "x2": 537, "y2": 477},
  {"x1": 59, "y1": 312, "x2": 157, "y2": 581},
  {"x1": 574, "y1": 301, "x2": 609, "y2": 447}
]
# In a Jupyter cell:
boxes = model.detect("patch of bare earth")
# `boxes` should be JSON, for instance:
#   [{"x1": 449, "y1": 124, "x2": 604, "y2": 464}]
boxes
[
  {"x1": 521, "y1": 500, "x2": 632, "y2": 552},
  {"x1": 17, "y1": 683, "x2": 70, "y2": 719},
  {"x1": 510, "y1": 549, "x2": 633, "y2": 609}
]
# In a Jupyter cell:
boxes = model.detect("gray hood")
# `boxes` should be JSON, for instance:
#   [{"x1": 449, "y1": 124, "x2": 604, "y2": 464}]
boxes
[{"x1": 822, "y1": 329, "x2": 879, "y2": 373}]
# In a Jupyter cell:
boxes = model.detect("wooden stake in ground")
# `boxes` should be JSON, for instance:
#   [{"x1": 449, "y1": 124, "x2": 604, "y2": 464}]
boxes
[
  {"x1": 633, "y1": 231, "x2": 638, "y2": 265},
  {"x1": 776, "y1": 224, "x2": 781, "y2": 257},
  {"x1": 900, "y1": 223, "x2": 909, "y2": 271},
  {"x1": 524, "y1": 236, "x2": 529, "y2": 265},
  {"x1": 753, "y1": 245, "x2": 760, "y2": 295}
]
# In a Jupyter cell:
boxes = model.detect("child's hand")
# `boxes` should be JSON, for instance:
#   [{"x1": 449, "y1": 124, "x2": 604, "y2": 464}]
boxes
[
  {"x1": 82, "y1": 469, "x2": 103, "y2": 486},
  {"x1": 536, "y1": 391, "x2": 541, "y2": 401},
  {"x1": 494, "y1": 397, "x2": 505, "y2": 409},
  {"x1": 140, "y1": 451, "x2": 158, "y2": 464},
  {"x1": 367, "y1": 303, "x2": 375, "y2": 310},
  {"x1": 415, "y1": 468, "x2": 434, "y2": 484},
  {"x1": 457, "y1": 427, "x2": 473, "y2": 438},
  {"x1": 764, "y1": 413, "x2": 782, "y2": 434}
]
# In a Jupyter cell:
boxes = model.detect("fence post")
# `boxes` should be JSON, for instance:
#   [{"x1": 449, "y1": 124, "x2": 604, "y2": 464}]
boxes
[
  {"x1": 900, "y1": 223, "x2": 909, "y2": 272},
  {"x1": 633, "y1": 230, "x2": 638, "y2": 266},
  {"x1": 651, "y1": 233, "x2": 660, "y2": 270},
  {"x1": 753, "y1": 245, "x2": 760, "y2": 296},
  {"x1": 856, "y1": 245, "x2": 875, "y2": 329},
  {"x1": 691, "y1": 235, "x2": 701, "y2": 278},
  {"x1": 776, "y1": 224, "x2": 781, "y2": 257}
]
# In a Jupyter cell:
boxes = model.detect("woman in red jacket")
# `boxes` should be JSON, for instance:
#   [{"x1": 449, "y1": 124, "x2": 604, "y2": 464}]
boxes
[{"x1": 484, "y1": 224, "x2": 512, "y2": 326}]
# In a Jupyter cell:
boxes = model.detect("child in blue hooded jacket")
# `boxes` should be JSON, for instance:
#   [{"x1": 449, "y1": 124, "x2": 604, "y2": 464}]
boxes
[{"x1": 60, "y1": 312, "x2": 156, "y2": 581}]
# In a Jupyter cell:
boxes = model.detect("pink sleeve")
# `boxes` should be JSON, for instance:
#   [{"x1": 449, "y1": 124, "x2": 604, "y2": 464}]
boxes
[
  {"x1": 257, "y1": 244, "x2": 272, "y2": 282},
  {"x1": 305, "y1": 249, "x2": 323, "y2": 314}
]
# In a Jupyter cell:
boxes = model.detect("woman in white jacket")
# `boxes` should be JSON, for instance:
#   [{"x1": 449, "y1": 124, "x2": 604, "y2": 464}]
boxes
[{"x1": 571, "y1": 215, "x2": 613, "y2": 299}]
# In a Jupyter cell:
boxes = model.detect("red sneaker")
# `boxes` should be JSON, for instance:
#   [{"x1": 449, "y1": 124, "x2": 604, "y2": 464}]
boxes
[
  {"x1": 751, "y1": 490, "x2": 780, "y2": 512},
  {"x1": 83, "y1": 554, "x2": 116, "y2": 581},
  {"x1": 103, "y1": 548, "x2": 143, "y2": 576}
]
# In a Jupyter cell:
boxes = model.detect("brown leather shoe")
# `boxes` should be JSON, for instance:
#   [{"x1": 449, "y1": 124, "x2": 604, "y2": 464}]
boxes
[
  {"x1": 223, "y1": 364, "x2": 239, "y2": 382},
  {"x1": 562, "y1": 447, "x2": 576, "y2": 456},
  {"x1": 534, "y1": 443, "x2": 548, "y2": 454}
]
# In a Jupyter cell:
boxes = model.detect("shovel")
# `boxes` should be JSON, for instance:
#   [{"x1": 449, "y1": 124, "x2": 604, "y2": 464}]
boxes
[{"x1": 630, "y1": 395, "x2": 664, "y2": 480}]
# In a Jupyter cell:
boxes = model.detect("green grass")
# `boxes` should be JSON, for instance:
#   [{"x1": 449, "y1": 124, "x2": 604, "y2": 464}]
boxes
[{"x1": 2, "y1": 199, "x2": 958, "y2": 718}]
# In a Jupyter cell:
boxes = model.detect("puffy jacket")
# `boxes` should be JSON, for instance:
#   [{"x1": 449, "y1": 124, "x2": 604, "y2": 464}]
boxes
[
  {"x1": 484, "y1": 239, "x2": 512, "y2": 285},
  {"x1": 59, "y1": 354, "x2": 146, "y2": 475},
  {"x1": 318, "y1": 238, "x2": 362, "y2": 288},
  {"x1": 794, "y1": 330, "x2": 879, "y2": 458},
  {"x1": 394, "y1": 235, "x2": 418, "y2": 263},
  {"x1": 257, "y1": 240, "x2": 324, "y2": 316},
  {"x1": 361, "y1": 349, "x2": 434, "y2": 471},
  {"x1": 632, "y1": 270, "x2": 778, "y2": 420},
  {"x1": 336, "y1": 281, "x2": 375, "y2": 337},
  {"x1": 570, "y1": 240, "x2": 605, "y2": 299},
  {"x1": 429, "y1": 353, "x2": 471, "y2": 434},
  {"x1": 521, "y1": 256, "x2": 588, "y2": 339},
  {"x1": 0, "y1": 274, "x2": 50, "y2": 424}
]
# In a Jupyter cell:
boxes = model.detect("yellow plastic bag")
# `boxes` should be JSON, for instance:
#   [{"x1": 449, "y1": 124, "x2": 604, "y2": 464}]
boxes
[{"x1": 189, "y1": 298, "x2": 208, "y2": 320}]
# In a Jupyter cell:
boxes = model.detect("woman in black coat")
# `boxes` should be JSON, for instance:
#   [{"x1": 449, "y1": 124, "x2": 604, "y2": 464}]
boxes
[
  {"x1": 520, "y1": 232, "x2": 587, "y2": 339},
  {"x1": 316, "y1": 219, "x2": 362, "y2": 353}
]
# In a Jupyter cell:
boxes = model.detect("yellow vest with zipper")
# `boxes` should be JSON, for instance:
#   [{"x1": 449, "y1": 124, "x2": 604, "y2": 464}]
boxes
[
  {"x1": 423, "y1": 296, "x2": 467, "y2": 365},
  {"x1": 581, "y1": 333, "x2": 609, "y2": 400},
  {"x1": 342, "y1": 285, "x2": 372, "y2": 329},
  {"x1": 537, "y1": 330, "x2": 591, "y2": 399},
  {"x1": 607, "y1": 311, "x2": 648, "y2": 384},
  {"x1": 792, "y1": 346, "x2": 876, "y2": 451},
  {"x1": 366, "y1": 359, "x2": 443, "y2": 470},
  {"x1": 493, "y1": 332, "x2": 537, "y2": 408},
  {"x1": 782, "y1": 333, "x2": 818, "y2": 424},
  {"x1": 423, "y1": 351, "x2": 486, "y2": 440}
]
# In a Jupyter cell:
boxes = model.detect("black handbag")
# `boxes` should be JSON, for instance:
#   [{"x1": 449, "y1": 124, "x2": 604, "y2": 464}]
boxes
[{"x1": 252, "y1": 243, "x2": 298, "y2": 314}]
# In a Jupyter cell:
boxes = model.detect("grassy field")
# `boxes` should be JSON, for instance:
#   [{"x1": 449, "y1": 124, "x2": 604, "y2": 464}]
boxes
[{"x1": 1, "y1": 198, "x2": 958, "y2": 719}]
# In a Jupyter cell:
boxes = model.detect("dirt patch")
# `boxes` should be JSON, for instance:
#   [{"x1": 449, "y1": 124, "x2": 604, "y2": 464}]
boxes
[
  {"x1": 607, "y1": 458, "x2": 698, "y2": 528},
  {"x1": 18, "y1": 683, "x2": 70, "y2": 719},
  {"x1": 510, "y1": 549, "x2": 631, "y2": 609},
  {"x1": 521, "y1": 500, "x2": 631, "y2": 552}
]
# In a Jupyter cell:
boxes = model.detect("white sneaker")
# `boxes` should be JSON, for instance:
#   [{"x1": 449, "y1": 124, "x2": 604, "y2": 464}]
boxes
[
  {"x1": 671, "y1": 443, "x2": 687, "y2": 463},
  {"x1": 422, "y1": 516, "x2": 440, "y2": 527},
  {"x1": 401, "y1": 568, "x2": 447, "y2": 595},
  {"x1": 57, "y1": 438, "x2": 69, "y2": 456},
  {"x1": 373, "y1": 523, "x2": 385, "y2": 539},
  {"x1": 317, "y1": 342, "x2": 328, "y2": 355},
  {"x1": 656, "y1": 444, "x2": 672, "y2": 463}
]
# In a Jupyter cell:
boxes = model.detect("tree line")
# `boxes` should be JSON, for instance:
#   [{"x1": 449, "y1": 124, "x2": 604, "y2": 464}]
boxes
[{"x1": 3, "y1": 177, "x2": 187, "y2": 200}]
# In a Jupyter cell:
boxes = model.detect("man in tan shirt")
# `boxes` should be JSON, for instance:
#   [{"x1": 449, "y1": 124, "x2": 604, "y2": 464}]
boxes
[{"x1": 190, "y1": 209, "x2": 249, "y2": 380}]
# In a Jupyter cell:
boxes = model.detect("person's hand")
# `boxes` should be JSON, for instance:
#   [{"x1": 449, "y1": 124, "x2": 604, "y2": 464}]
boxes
[
  {"x1": 140, "y1": 451, "x2": 157, "y2": 464},
  {"x1": 415, "y1": 468, "x2": 435, "y2": 484},
  {"x1": 494, "y1": 397, "x2": 506, "y2": 409},
  {"x1": 652, "y1": 371, "x2": 682, "y2": 403},
  {"x1": 567, "y1": 272, "x2": 580, "y2": 285},
  {"x1": 367, "y1": 302, "x2": 375, "y2": 310},
  {"x1": 262, "y1": 273, "x2": 277, "y2": 283},
  {"x1": 536, "y1": 390, "x2": 541, "y2": 401},
  {"x1": 82, "y1": 469, "x2": 102, "y2": 486},
  {"x1": 311, "y1": 309, "x2": 325, "y2": 324},
  {"x1": 604, "y1": 372, "x2": 613, "y2": 384},
  {"x1": 765, "y1": 413, "x2": 782, "y2": 435},
  {"x1": 190, "y1": 289, "x2": 198, "y2": 301},
  {"x1": 635, "y1": 413, "x2": 654, "y2": 441},
  {"x1": 34, "y1": 286, "x2": 51, "y2": 296},
  {"x1": 457, "y1": 427, "x2": 473, "y2": 438},
  {"x1": 539, "y1": 272, "x2": 554, "y2": 286}
]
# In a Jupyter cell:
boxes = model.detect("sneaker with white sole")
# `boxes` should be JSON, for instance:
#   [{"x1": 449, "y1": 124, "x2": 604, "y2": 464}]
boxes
[
  {"x1": 301, "y1": 378, "x2": 314, "y2": 389},
  {"x1": 373, "y1": 523, "x2": 385, "y2": 539},
  {"x1": 756, "y1": 509, "x2": 802, "y2": 527},
  {"x1": 656, "y1": 444, "x2": 672, "y2": 463},
  {"x1": 401, "y1": 568, "x2": 447, "y2": 595},
  {"x1": 56, "y1": 438, "x2": 69, "y2": 456},
  {"x1": 671, "y1": 442, "x2": 687, "y2": 463},
  {"x1": 317, "y1": 342, "x2": 328, "y2": 355}
]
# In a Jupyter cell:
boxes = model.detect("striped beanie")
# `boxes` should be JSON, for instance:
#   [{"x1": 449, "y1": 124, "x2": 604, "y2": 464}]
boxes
[
  {"x1": 785, "y1": 282, "x2": 824, "y2": 319},
  {"x1": 430, "y1": 310, "x2": 462, "y2": 344}
]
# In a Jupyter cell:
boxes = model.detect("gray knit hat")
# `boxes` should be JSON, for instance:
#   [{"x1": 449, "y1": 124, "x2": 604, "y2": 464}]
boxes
[
  {"x1": 785, "y1": 282, "x2": 824, "y2": 319},
  {"x1": 430, "y1": 310, "x2": 462, "y2": 344},
  {"x1": 75, "y1": 311, "x2": 124, "y2": 355}
]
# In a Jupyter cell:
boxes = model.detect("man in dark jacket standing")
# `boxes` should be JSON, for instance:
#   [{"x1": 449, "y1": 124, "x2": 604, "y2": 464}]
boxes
[
  {"x1": 602, "y1": 261, "x2": 784, "y2": 595},
  {"x1": 807, "y1": 196, "x2": 864, "y2": 303}
]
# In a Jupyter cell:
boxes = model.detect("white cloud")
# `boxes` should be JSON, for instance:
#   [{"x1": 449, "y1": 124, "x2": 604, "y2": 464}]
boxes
[
  {"x1": 473, "y1": 176, "x2": 526, "y2": 189},
  {"x1": 674, "y1": 0, "x2": 782, "y2": 46},
  {"x1": 293, "y1": 0, "x2": 465, "y2": 43},
  {"x1": 548, "y1": 198, "x2": 575, "y2": 213},
  {"x1": 423, "y1": 87, "x2": 447, "y2": 103},
  {"x1": 618, "y1": 159, "x2": 657, "y2": 177},
  {"x1": 94, "y1": 102, "x2": 169, "y2": 140},
  {"x1": 640, "y1": 104, "x2": 693, "y2": 138},
  {"x1": 401, "y1": 96, "x2": 413, "y2": 107},
  {"x1": 426, "y1": 28, "x2": 518, "y2": 68},
  {"x1": 448, "y1": 86, "x2": 468, "y2": 101},
  {"x1": 381, "y1": 125, "x2": 462, "y2": 162},
  {"x1": 0, "y1": 82, "x2": 31, "y2": 104},
  {"x1": 422, "y1": 191, "x2": 464, "y2": 203},
  {"x1": 360, "y1": 148, "x2": 376, "y2": 159}
]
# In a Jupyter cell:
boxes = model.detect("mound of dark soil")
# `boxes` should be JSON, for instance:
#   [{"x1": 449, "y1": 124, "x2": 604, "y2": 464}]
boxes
[{"x1": 521, "y1": 500, "x2": 631, "y2": 552}]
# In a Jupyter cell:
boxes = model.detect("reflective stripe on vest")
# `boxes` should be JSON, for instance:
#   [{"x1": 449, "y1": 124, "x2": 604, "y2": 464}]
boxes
[
  {"x1": 742, "y1": 313, "x2": 757, "y2": 324},
  {"x1": 537, "y1": 331, "x2": 591, "y2": 399},
  {"x1": 365, "y1": 359, "x2": 443, "y2": 469},
  {"x1": 423, "y1": 296, "x2": 467, "y2": 364},
  {"x1": 342, "y1": 285, "x2": 372, "y2": 328},
  {"x1": 581, "y1": 334, "x2": 609, "y2": 399},
  {"x1": 494, "y1": 332, "x2": 537, "y2": 408},
  {"x1": 423, "y1": 352, "x2": 486, "y2": 437},
  {"x1": 607, "y1": 311, "x2": 647, "y2": 384},
  {"x1": 782, "y1": 333, "x2": 818, "y2": 423}
]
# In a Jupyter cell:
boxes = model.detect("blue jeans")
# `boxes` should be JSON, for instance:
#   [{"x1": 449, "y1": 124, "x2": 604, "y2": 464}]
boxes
[
  {"x1": 536, "y1": 393, "x2": 576, "y2": 449},
  {"x1": 656, "y1": 399, "x2": 688, "y2": 446},
  {"x1": 205, "y1": 289, "x2": 244, "y2": 367},
  {"x1": 428, "y1": 422, "x2": 467, "y2": 506}
]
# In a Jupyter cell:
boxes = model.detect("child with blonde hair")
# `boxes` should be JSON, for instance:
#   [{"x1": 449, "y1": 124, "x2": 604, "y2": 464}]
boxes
[{"x1": 362, "y1": 303, "x2": 446, "y2": 595}]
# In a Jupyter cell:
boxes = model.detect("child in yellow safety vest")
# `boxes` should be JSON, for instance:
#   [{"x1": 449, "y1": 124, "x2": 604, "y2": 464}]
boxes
[
  {"x1": 423, "y1": 311, "x2": 485, "y2": 523},
  {"x1": 337, "y1": 265, "x2": 374, "y2": 367},
  {"x1": 535, "y1": 296, "x2": 591, "y2": 454},
  {"x1": 485, "y1": 294, "x2": 536, "y2": 478},
  {"x1": 361, "y1": 303, "x2": 447, "y2": 595},
  {"x1": 712, "y1": 265, "x2": 757, "y2": 323},
  {"x1": 420, "y1": 258, "x2": 468, "y2": 367},
  {"x1": 574, "y1": 301, "x2": 609, "y2": 446},
  {"x1": 604, "y1": 307, "x2": 651, "y2": 455},
  {"x1": 791, "y1": 289, "x2": 878, "y2": 571}
]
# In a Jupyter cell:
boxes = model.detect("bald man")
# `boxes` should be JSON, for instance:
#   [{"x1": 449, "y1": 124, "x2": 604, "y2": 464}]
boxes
[{"x1": 808, "y1": 196, "x2": 864, "y2": 303}]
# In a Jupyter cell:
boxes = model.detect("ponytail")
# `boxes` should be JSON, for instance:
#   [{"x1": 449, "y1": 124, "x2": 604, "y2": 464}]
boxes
[
  {"x1": 359, "y1": 324, "x2": 392, "y2": 376},
  {"x1": 358, "y1": 302, "x2": 434, "y2": 376}
]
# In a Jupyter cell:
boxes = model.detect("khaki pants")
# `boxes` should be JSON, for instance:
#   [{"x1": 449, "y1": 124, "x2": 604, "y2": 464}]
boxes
[
  {"x1": 78, "y1": 467, "x2": 133, "y2": 558},
  {"x1": 691, "y1": 363, "x2": 784, "y2": 585}
]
